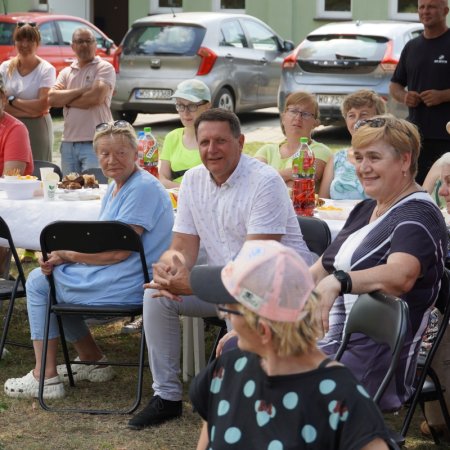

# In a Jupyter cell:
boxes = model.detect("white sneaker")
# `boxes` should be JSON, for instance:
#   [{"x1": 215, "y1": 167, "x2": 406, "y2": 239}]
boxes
[
  {"x1": 4, "y1": 370, "x2": 65, "y2": 399},
  {"x1": 57, "y1": 355, "x2": 115, "y2": 383},
  {"x1": 1, "y1": 347, "x2": 10, "y2": 358}
]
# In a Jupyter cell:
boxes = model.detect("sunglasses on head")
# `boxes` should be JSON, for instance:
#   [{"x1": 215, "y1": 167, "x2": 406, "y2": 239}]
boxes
[
  {"x1": 95, "y1": 120, "x2": 132, "y2": 133},
  {"x1": 17, "y1": 22, "x2": 37, "y2": 28},
  {"x1": 354, "y1": 117, "x2": 413, "y2": 137}
]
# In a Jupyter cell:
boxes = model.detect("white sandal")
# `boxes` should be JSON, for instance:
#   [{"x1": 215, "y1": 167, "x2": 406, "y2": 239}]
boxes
[
  {"x1": 57, "y1": 355, "x2": 115, "y2": 383},
  {"x1": 4, "y1": 370, "x2": 65, "y2": 399}
]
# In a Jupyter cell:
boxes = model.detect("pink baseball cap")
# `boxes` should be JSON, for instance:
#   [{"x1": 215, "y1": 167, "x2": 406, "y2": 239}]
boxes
[{"x1": 190, "y1": 240, "x2": 315, "y2": 323}]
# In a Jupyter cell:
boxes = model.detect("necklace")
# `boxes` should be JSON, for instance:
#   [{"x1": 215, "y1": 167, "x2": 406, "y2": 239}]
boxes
[{"x1": 375, "y1": 181, "x2": 416, "y2": 218}]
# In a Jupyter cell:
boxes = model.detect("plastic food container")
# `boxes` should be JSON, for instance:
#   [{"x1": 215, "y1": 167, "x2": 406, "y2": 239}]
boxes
[{"x1": 2, "y1": 179, "x2": 41, "y2": 200}]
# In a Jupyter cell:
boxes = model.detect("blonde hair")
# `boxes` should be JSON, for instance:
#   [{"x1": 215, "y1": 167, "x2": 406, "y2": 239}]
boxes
[
  {"x1": 8, "y1": 24, "x2": 41, "y2": 78},
  {"x1": 285, "y1": 91, "x2": 319, "y2": 119},
  {"x1": 351, "y1": 115, "x2": 420, "y2": 177},
  {"x1": 93, "y1": 122, "x2": 138, "y2": 151},
  {"x1": 341, "y1": 90, "x2": 386, "y2": 117},
  {"x1": 237, "y1": 292, "x2": 322, "y2": 357}
]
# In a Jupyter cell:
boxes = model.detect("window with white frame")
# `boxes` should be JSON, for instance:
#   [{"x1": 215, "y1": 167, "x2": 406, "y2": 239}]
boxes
[
  {"x1": 212, "y1": 0, "x2": 245, "y2": 13},
  {"x1": 150, "y1": 0, "x2": 183, "y2": 14},
  {"x1": 316, "y1": 0, "x2": 352, "y2": 19},
  {"x1": 389, "y1": 0, "x2": 419, "y2": 21}
]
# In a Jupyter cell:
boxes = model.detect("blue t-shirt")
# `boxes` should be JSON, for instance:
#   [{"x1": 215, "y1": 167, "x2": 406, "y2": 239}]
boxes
[{"x1": 53, "y1": 169, "x2": 173, "y2": 305}]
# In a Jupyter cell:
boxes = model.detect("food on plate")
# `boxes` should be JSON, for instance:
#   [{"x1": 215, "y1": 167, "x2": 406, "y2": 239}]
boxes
[
  {"x1": 4, "y1": 168, "x2": 21, "y2": 177},
  {"x1": 59, "y1": 172, "x2": 99, "y2": 189},
  {"x1": 18, "y1": 175, "x2": 38, "y2": 180},
  {"x1": 316, "y1": 205, "x2": 343, "y2": 211},
  {"x1": 315, "y1": 194, "x2": 325, "y2": 207}
]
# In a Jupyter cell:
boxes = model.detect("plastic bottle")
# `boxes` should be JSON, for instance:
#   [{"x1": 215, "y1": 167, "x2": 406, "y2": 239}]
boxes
[
  {"x1": 136, "y1": 131, "x2": 145, "y2": 168},
  {"x1": 143, "y1": 126, "x2": 159, "y2": 178},
  {"x1": 292, "y1": 137, "x2": 315, "y2": 217}
]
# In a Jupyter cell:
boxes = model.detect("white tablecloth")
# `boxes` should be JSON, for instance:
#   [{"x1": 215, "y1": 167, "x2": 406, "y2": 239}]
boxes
[{"x1": 0, "y1": 191, "x2": 102, "y2": 250}]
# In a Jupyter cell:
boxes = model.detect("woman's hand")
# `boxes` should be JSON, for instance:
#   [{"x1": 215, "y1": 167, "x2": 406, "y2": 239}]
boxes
[
  {"x1": 216, "y1": 330, "x2": 238, "y2": 357},
  {"x1": 314, "y1": 274, "x2": 341, "y2": 334},
  {"x1": 38, "y1": 251, "x2": 69, "y2": 275}
]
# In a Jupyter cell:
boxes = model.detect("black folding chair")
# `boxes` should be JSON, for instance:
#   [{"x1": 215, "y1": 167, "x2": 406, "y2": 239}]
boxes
[
  {"x1": 32, "y1": 160, "x2": 63, "y2": 181},
  {"x1": 297, "y1": 215, "x2": 332, "y2": 256},
  {"x1": 38, "y1": 220, "x2": 149, "y2": 414},
  {"x1": 399, "y1": 268, "x2": 450, "y2": 444},
  {"x1": 0, "y1": 216, "x2": 30, "y2": 360},
  {"x1": 335, "y1": 291, "x2": 409, "y2": 405}
]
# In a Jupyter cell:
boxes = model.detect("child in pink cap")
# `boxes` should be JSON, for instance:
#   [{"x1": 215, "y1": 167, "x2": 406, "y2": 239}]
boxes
[{"x1": 189, "y1": 240, "x2": 392, "y2": 450}]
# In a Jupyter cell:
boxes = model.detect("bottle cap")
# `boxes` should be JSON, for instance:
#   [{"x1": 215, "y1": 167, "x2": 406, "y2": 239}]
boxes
[
  {"x1": 300, "y1": 137, "x2": 308, "y2": 143},
  {"x1": 144, "y1": 127, "x2": 152, "y2": 133}
]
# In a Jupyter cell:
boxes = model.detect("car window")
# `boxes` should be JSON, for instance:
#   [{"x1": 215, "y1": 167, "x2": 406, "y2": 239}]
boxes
[
  {"x1": 0, "y1": 22, "x2": 15, "y2": 45},
  {"x1": 39, "y1": 22, "x2": 59, "y2": 46},
  {"x1": 123, "y1": 25, "x2": 205, "y2": 56},
  {"x1": 56, "y1": 20, "x2": 103, "y2": 47},
  {"x1": 220, "y1": 20, "x2": 247, "y2": 48},
  {"x1": 301, "y1": 35, "x2": 388, "y2": 61},
  {"x1": 241, "y1": 19, "x2": 279, "y2": 52}
]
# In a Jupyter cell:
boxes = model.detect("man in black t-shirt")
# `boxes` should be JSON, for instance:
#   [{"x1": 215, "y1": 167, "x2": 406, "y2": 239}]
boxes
[{"x1": 390, "y1": 0, "x2": 450, "y2": 184}]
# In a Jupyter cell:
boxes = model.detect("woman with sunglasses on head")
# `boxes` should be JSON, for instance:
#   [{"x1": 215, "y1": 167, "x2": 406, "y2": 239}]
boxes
[
  {"x1": 310, "y1": 115, "x2": 447, "y2": 412},
  {"x1": 189, "y1": 240, "x2": 392, "y2": 450},
  {"x1": 4, "y1": 121, "x2": 174, "y2": 400},
  {"x1": 255, "y1": 91, "x2": 331, "y2": 190},
  {"x1": 0, "y1": 22, "x2": 55, "y2": 163},
  {"x1": 319, "y1": 90, "x2": 386, "y2": 200},
  {"x1": 158, "y1": 79, "x2": 211, "y2": 188}
]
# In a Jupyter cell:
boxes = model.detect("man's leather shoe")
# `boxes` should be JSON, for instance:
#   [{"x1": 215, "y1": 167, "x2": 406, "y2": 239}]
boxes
[{"x1": 127, "y1": 395, "x2": 182, "y2": 430}]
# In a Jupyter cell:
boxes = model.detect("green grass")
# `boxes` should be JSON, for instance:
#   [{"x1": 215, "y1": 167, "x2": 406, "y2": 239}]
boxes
[{"x1": 0, "y1": 254, "x2": 447, "y2": 449}]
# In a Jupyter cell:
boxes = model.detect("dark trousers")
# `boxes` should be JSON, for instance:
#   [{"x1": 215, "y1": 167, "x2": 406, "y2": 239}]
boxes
[{"x1": 416, "y1": 139, "x2": 450, "y2": 185}]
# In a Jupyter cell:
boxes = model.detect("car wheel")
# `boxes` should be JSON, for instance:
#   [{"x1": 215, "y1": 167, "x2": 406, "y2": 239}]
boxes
[
  {"x1": 112, "y1": 110, "x2": 138, "y2": 125},
  {"x1": 213, "y1": 88, "x2": 235, "y2": 112}
]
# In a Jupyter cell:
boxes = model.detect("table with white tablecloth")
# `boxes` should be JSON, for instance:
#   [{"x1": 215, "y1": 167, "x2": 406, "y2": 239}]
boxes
[{"x1": 0, "y1": 191, "x2": 102, "y2": 250}]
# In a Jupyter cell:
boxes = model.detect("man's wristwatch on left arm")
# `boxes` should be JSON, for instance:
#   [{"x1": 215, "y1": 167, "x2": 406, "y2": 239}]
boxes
[
  {"x1": 333, "y1": 270, "x2": 353, "y2": 296},
  {"x1": 7, "y1": 95, "x2": 15, "y2": 106}
]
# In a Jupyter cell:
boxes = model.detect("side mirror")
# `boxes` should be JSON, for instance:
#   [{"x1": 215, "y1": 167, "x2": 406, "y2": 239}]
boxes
[
  {"x1": 103, "y1": 38, "x2": 114, "y2": 55},
  {"x1": 283, "y1": 40, "x2": 295, "y2": 52}
]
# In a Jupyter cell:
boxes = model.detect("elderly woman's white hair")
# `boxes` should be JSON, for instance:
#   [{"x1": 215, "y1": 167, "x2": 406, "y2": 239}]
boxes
[{"x1": 436, "y1": 152, "x2": 450, "y2": 167}]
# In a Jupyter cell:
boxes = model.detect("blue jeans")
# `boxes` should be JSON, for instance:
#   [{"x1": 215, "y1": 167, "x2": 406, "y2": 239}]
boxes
[{"x1": 60, "y1": 141, "x2": 99, "y2": 176}]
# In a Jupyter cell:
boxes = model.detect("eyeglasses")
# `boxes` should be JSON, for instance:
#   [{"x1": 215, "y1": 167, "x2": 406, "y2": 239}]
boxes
[
  {"x1": 286, "y1": 109, "x2": 315, "y2": 120},
  {"x1": 175, "y1": 102, "x2": 206, "y2": 113},
  {"x1": 17, "y1": 22, "x2": 37, "y2": 28},
  {"x1": 95, "y1": 120, "x2": 131, "y2": 132},
  {"x1": 216, "y1": 305, "x2": 243, "y2": 320},
  {"x1": 73, "y1": 38, "x2": 96, "y2": 45}
]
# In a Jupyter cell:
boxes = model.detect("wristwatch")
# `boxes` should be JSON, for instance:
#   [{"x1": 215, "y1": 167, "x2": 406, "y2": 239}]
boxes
[
  {"x1": 7, "y1": 95, "x2": 15, "y2": 106},
  {"x1": 333, "y1": 270, "x2": 352, "y2": 295}
]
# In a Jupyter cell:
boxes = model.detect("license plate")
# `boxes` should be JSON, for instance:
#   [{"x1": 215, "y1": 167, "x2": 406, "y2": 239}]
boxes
[
  {"x1": 317, "y1": 94, "x2": 345, "y2": 106},
  {"x1": 135, "y1": 89, "x2": 173, "y2": 100}
]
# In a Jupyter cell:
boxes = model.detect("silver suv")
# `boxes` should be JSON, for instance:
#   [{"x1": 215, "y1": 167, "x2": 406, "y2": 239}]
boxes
[
  {"x1": 111, "y1": 12, "x2": 294, "y2": 123},
  {"x1": 278, "y1": 21, "x2": 423, "y2": 126}
]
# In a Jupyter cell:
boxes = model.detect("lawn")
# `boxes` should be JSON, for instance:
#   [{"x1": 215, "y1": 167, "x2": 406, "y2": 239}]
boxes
[{"x1": 0, "y1": 256, "x2": 447, "y2": 449}]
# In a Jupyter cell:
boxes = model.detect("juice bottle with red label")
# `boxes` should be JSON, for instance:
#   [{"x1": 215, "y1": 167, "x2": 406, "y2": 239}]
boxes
[
  {"x1": 143, "y1": 127, "x2": 159, "y2": 178},
  {"x1": 292, "y1": 137, "x2": 315, "y2": 216}
]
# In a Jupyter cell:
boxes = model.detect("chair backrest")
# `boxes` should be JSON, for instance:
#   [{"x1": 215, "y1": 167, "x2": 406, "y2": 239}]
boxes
[
  {"x1": 296, "y1": 216, "x2": 332, "y2": 256},
  {"x1": 335, "y1": 291, "x2": 409, "y2": 404},
  {"x1": 40, "y1": 221, "x2": 150, "y2": 300},
  {"x1": 0, "y1": 217, "x2": 26, "y2": 288},
  {"x1": 81, "y1": 168, "x2": 109, "y2": 185},
  {"x1": 32, "y1": 160, "x2": 63, "y2": 181}
]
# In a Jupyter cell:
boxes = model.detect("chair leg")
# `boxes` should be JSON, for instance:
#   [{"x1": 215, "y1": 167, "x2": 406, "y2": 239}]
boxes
[
  {"x1": 0, "y1": 297, "x2": 15, "y2": 361},
  {"x1": 56, "y1": 315, "x2": 75, "y2": 386},
  {"x1": 38, "y1": 296, "x2": 54, "y2": 411}
]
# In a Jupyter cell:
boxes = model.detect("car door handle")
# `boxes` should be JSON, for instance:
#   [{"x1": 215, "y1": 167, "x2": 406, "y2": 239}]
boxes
[
  {"x1": 225, "y1": 53, "x2": 234, "y2": 61},
  {"x1": 259, "y1": 57, "x2": 268, "y2": 65},
  {"x1": 64, "y1": 58, "x2": 76, "y2": 63}
]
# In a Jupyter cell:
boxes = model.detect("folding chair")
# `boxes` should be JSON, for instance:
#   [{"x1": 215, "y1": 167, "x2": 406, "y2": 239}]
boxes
[
  {"x1": 297, "y1": 215, "x2": 332, "y2": 256},
  {"x1": 335, "y1": 291, "x2": 409, "y2": 405},
  {"x1": 38, "y1": 220, "x2": 149, "y2": 414},
  {"x1": 0, "y1": 216, "x2": 30, "y2": 360},
  {"x1": 32, "y1": 160, "x2": 63, "y2": 180},
  {"x1": 399, "y1": 268, "x2": 450, "y2": 444}
]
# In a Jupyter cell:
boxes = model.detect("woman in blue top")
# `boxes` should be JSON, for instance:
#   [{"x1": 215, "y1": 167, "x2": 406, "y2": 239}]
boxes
[
  {"x1": 4, "y1": 120, "x2": 174, "y2": 400},
  {"x1": 319, "y1": 90, "x2": 386, "y2": 200}
]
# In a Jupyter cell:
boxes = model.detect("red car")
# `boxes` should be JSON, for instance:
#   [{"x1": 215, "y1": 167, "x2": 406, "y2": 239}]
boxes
[{"x1": 0, "y1": 12, "x2": 116, "y2": 74}]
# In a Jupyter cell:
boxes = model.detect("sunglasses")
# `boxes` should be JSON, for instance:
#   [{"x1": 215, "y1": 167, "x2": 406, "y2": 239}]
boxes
[
  {"x1": 17, "y1": 22, "x2": 37, "y2": 28},
  {"x1": 216, "y1": 305, "x2": 243, "y2": 320},
  {"x1": 175, "y1": 102, "x2": 207, "y2": 113},
  {"x1": 354, "y1": 117, "x2": 413, "y2": 137},
  {"x1": 95, "y1": 120, "x2": 131, "y2": 132},
  {"x1": 72, "y1": 38, "x2": 96, "y2": 45}
]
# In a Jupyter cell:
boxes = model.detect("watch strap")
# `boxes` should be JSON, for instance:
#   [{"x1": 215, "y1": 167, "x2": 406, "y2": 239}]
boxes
[{"x1": 333, "y1": 270, "x2": 352, "y2": 295}]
